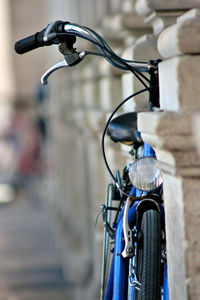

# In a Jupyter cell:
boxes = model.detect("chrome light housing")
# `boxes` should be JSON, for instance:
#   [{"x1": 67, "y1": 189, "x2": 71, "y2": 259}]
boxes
[{"x1": 129, "y1": 156, "x2": 163, "y2": 191}]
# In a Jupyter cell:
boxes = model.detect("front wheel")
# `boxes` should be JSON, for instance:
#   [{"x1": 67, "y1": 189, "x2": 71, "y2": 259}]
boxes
[{"x1": 134, "y1": 209, "x2": 161, "y2": 300}]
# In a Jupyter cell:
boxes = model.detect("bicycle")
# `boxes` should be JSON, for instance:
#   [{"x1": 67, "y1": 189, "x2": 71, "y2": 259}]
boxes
[{"x1": 15, "y1": 20, "x2": 169, "y2": 300}]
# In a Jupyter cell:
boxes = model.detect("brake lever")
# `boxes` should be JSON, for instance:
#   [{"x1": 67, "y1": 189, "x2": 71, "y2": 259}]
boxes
[
  {"x1": 122, "y1": 197, "x2": 134, "y2": 258},
  {"x1": 41, "y1": 51, "x2": 86, "y2": 85}
]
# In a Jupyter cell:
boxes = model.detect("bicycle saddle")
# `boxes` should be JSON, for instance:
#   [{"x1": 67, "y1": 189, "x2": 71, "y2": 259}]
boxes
[{"x1": 107, "y1": 112, "x2": 143, "y2": 146}]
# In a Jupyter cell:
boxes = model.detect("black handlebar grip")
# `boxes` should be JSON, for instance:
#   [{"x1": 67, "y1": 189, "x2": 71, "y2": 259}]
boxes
[
  {"x1": 14, "y1": 21, "x2": 73, "y2": 54},
  {"x1": 14, "y1": 31, "x2": 46, "y2": 54}
]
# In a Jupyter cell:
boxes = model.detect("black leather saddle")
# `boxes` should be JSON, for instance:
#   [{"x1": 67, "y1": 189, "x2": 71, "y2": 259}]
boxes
[{"x1": 107, "y1": 112, "x2": 143, "y2": 146}]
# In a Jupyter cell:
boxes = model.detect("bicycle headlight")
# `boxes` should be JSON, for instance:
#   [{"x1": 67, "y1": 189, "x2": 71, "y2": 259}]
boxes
[{"x1": 128, "y1": 157, "x2": 163, "y2": 191}]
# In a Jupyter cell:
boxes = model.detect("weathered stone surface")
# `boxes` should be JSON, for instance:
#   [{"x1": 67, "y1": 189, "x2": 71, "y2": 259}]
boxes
[
  {"x1": 122, "y1": 0, "x2": 135, "y2": 13},
  {"x1": 121, "y1": 72, "x2": 149, "y2": 111},
  {"x1": 159, "y1": 56, "x2": 200, "y2": 112},
  {"x1": 138, "y1": 111, "x2": 193, "y2": 136},
  {"x1": 162, "y1": 174, "x2": 186, "y2": 300},
  {"x1": 135, "y1": 0, "x2": 200, "y2": 16},
  {"x1": 146, "y1": 10, "x2": 184, "y2": 35},
  {"x1": 156, "y1": 148, "x2": 200, "y2": 169},
  {"x1": 95, "y1": 0, "x2": 109, "y2": 25},
  {"x1": 141, "y1": 132, "x2": 195, "y2": 151},
  {"x1": 99, "y1": 76, "x2": 122, "y2": 111},
  {"x1": 138, "y1": 111, "x2": 196, "y2": 150},
  {"x1": 138, "y1": 111, "x2": 200, "y2": 176},
  {"x1": 121, "y1": 35, "x2": 160, "y2": 111},
  {"x1": 0, "y1": 0, "x2": 15, "y2": 100},
  {"x1": 81, "y1": 63, "x2": 100, "y2": 109},
  {"x1": 155, "y1": 171, "x2": 200, "y2": 300},
  {"x1": 102, "y1": 12, "x2": 150, "y2": 31},
  {"x1": 183, "y1": 178, "x2": 200, "y2": 300},
  {"x1": 98, "y1": 59, "x2": 123, "y2": 77},
  {"x1": 133, "y1": 34, "x2": 160, "y2": 60},
  {"x1": 135, "y1": 0, "x2": 153, "y2": 17},
  {"x1": 85, "y1": 111, "x2": 106, "y2": 134},
  {"x1": 193, "y1": 114, "x2": 200, "y2": 157},
  {"x1": 157, "y1": 23, "x2": 181, "y2": 58},
  {"x1": 110, "y1": 0, "x2": 122, "y2": 14},
  {"x1": 158, "y1": 15, "x2": 200, "y2": 58},
  {"x1": 177, "y1": 8, "x2": 200, "y2": 22}
]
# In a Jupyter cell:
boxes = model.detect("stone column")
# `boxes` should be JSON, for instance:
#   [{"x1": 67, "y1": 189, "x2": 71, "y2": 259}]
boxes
[
  {"x1": 137, "y1": 8, "x2": 200, "y2": 300},
  {"x1": 0, "y1": 0, "x2": 15, "y2": 132}
]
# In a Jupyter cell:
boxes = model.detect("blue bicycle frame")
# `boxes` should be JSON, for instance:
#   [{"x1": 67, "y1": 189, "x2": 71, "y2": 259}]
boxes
[{"x1": 105, "y1": 142, "x2": 169, "y2": 300}]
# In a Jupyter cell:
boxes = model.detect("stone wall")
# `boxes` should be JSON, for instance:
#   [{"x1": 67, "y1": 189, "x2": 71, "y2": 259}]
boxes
[{"x1": 137, "y1": 4, "x2": 200, "y2": 300}]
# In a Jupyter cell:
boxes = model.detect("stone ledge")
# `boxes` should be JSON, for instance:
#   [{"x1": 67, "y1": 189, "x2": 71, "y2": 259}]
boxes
[
  {"x1": 142, "y1": 136, "x2": 200, "y2": 176},
  {"x1": 135, "y1": 0, "x2": 200, "y2": 17},
  {"x1": 141, "y1": 132, "x2": 195, "y2": 151},
  {"x1": 158, "y1": 13, "x2": 200, "y2": 58},
  {"x1": 138, "y1": 111, "x2": 200, "y2": 176},
  {"x1": 137, "y1": 111, "x2": 196, "y2": 151},
  {"x1": 158, "y1": 161, "x2": 200, "y2": 177},
  {"x1": 102, "y1": 12, "x2": 150, "y2": 30},
  {"x1": 155, "y1": 149, "x2": 200, "y2": 169},
  {"x1": 138, "y1": 111, "x2": 192, "y2": 135},
  {"x1": 177, "y1": 8, "x2": 200, "y2": 22}
]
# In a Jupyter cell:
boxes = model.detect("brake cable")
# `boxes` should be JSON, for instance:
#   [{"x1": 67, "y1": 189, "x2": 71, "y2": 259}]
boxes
[{"x1": 101, "y1": 88, "x2": 149, "y2": 201}]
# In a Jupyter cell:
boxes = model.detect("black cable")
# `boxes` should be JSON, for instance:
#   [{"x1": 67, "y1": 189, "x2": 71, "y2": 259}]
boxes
[
  {"x1": 101, "y1": 88, "x2": 148, "y2": 196},
  {"x1": 58, "y1": 30, "x2": 149, "y2": 200},
  {"x1": 85, "y1": 50, "x2": 146, "y2": 73},
  {"x1": 85, "y1": 50, "x2": 117, "y2": 59},
  {"x1": 93, "y1": 41, "x2": 150, "y2": 88},
  {"x1": 84, "y1": 50, "x2": 128, "y2": 68},
  {"x1": 58, "y1": 32, "x2": 150, "y2": 89},
  {"x1": 83, "y1": 25, "x2": 150, "y2": 80},
  {"x1": 68, "y1": 23, "x2": 136, "y2": 68}
]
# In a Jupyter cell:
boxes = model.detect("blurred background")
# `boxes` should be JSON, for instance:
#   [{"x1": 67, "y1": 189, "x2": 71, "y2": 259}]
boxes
[{"x1": 1, "y1": 1, "x2": 138, "y2": 299}]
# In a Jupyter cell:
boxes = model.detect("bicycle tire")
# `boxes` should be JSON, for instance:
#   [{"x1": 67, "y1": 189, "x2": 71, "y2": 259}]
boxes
[{"x1": 135, "y1": 209, "x2": 161, "y2": 300}]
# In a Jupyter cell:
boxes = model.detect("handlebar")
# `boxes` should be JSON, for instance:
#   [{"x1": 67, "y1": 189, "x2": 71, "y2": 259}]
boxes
[
  {"x1": 14, "y1": 21, "x2": 76, "y2": 54},
  {"x1": 14, "y1": 20, "x2": 154, "y2": 86}
]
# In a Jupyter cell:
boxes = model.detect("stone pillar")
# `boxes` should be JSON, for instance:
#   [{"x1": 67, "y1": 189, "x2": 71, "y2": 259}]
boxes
[
  {"x1": 47, "y1": 66, "x2": 95, "y2": 287},
  {"x1": 137, "y1": 8, "x2": 200, "y2": 300},
  {"x1": 0, "y1": 0, "x2": 15, "y2": 132}
]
